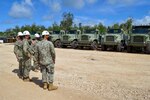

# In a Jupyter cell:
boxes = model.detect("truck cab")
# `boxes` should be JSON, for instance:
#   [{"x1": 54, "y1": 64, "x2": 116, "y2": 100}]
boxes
[
  {"x1": 61, "y1": 29, "x2": 81, "y2": 48},
  {"x1": 78, "y1": 29, "x2": 99, "y2": 50},
  {"x1": 101, "y1": 29, "x2": 127, "y2": 51},
  {"x1": 50, "y1": 30, "x2": 65, "y2": 48},
  {"x1": 127, "y1": 25, "x2": 150, "y2": 53}
]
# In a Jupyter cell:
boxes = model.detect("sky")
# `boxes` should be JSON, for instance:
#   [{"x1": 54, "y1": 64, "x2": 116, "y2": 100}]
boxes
[{"x1": 0, "y1": 0, "x2": 150, "y2": 32}]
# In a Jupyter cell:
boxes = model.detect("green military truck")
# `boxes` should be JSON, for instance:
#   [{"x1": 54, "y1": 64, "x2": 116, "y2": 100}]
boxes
[
  {"x1": 127, "y1": 25, "x2": 150, "y2": 53},
  {"x1": 50, "y1": 30, "x2": 65, "y2": 48},
  {"x1": 101, "y1": 29, "x2": 127, "y2": 51},
  {"x1": 61, "y1": 29, "x2": 81, "y2": 48},
  {"x1": 78, "y1": 29, "x2": 99, "y2": 50}
]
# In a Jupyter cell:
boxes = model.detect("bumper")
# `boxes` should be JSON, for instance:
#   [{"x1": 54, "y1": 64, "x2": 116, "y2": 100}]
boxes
[
  {"x1": 128, "y1": 43, "x2": 146, "y2": 47},
  {"x1": 102, "y1": 42, "x2": 118, "y2": 46},
  {"x1": 78, "y1": 41, "x2": 92, "y2": 46},
  {"x1": 61, "y1": 41, "x2": 71, "y2": 46}
]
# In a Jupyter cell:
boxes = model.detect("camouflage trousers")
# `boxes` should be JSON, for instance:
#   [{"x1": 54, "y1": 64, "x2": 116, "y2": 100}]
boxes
[
  {"x1": 40, "y1": 64, "x2": 55, "y2": 83},
  {"x1": 23, "y1": 57, "x2": 31, "y2": 78},
  {"x1": 18, "y1": 58, "x2": 24, "y2": 77},
  {"x1": 31, "y1": 56, "x2": 39, "y2": 70}
]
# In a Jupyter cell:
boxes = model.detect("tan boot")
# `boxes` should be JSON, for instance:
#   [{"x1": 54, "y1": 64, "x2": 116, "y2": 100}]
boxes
[
  {"x1": 43, "y1": 82, "x2": 48, "y2": 90},
  {"x1": 48, "y1": 83, "x2": 58, "y2": 91}
]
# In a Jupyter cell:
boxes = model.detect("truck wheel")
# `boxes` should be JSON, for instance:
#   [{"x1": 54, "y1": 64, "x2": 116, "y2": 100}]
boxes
[
  {"x1": 127, "y1": 46, "x2": 132, "y2": 53},
  {"x1": 101, "y1": 45, "x2": 106, "y2": 51},
  {"x1": 54, "y1": 40, "x2": 61, "y2": 48},
  {"x1": 91, "y1": 41, "x2": 98, "y2": 50},
  {"x1": 71, "y1": 41, "x2": 78, "y2": 49},
  {"x1": 146, "y1": 43, "x2": 150, "y2": 54}
]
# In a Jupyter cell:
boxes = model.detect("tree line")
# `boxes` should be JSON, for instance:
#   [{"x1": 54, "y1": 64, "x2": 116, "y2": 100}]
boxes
[{"x1": 0, "y1": 12, "x2": 133, "y2": 37}]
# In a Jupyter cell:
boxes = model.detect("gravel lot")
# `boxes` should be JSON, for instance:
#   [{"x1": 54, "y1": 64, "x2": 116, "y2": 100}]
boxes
[{"x1": 0, "y1": 43, "x2": 150, "y2": 100}]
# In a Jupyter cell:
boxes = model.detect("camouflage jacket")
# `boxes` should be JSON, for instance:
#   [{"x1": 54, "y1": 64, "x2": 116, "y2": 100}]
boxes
[
  {"x1": 14, "y1": 40, "x2": 23, "y2": 61},
  {"x1": 22, "y1": 39, "x2": 34, "y2": 58},
  {"x1": 31, "y1": 40, "x2": 40, "y2": 62},
  {"x1": 35, "y1": 39, "x2": 56, "y2": 66},
  {"x1": 31, "y1": 40, "x2": 39, "y2": 52}
]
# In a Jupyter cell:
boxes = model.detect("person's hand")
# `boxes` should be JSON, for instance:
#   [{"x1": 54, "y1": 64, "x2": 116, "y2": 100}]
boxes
[{"x1": 32, "y1": 40, "x2": 36, "y2": 45}]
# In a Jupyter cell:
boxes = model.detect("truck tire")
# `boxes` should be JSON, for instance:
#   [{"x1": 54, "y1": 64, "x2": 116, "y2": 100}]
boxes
[
  {"x1": 101, "y1": 45, "x2": 106, "y2": 51},
  {"x1": 71, "y1": 41, "x2": 78, "y2": 49},
  {"x1": 54, "y1": 40, "x2": 61, "y2": 48},
  {"x1": 146, "y1": 43, "x2": 150, "y2": 54},
  {"x1": 91, "y1": 41, "x2": 98, "y2": 50}
]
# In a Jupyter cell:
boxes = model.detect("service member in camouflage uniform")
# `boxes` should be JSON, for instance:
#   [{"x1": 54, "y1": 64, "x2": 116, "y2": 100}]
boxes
[
  {"x1": 14, "y1": 32, "x2": 24, "y2": 78},
  {"x1": 22, "y1": 30, "x2": 34, "y2": 81},
  {"x1": 31, "y1": 33, "x2": 41, "y2": 72},
  {"x1": 35, "y1": 30, "x2": 58, "y2": 91}
]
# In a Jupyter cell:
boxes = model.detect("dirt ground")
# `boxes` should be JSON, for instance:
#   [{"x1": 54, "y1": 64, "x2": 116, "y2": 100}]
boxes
[{"x1": 0, "y1": 43, "x2": 150, "y2": 100}]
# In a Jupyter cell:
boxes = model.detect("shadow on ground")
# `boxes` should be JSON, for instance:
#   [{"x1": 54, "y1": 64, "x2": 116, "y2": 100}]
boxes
[
  {"x1": 12, "y1": 69, "x2": 18, "y2": 74},
  {"x1": 12, "y1": 69, "x2": 43, "y2": 88},
  {"x1": 31, "y1": 77, "x2": 43, "y2": 88}
]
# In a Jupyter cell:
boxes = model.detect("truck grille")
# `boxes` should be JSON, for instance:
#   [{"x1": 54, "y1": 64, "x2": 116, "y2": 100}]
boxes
[
  {"x1": 133, "y1": 36, "x2": 144, "y2": 43},
  {"x1": 63, "y1": 35, "x2": 69, "y2": 40},
  {"x1": 106, "y1": 36, "x2": 114, "y2": 42},
  {"x1": 81, "y1": 35, "x2": 88, "y2": 40}
]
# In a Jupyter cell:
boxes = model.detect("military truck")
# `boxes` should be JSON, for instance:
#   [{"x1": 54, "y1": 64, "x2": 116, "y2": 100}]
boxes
[
  {"x1": 101, "y1": 29, "x2": 127, "y2": 51},
  {"x1": 61, "y1": 29, "x2": 81, "y2": 48},
  {"x1": 78, "y1": 29, "x2": 99, "y2": 50},
  {"x1": 50, "y1": 30, "x2": 65, "y2": 48},
  {"x1": 127, "y1": 25, "x2": 150, "y2": 53}
]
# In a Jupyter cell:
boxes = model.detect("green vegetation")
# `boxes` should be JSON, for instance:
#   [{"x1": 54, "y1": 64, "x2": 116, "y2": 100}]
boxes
[{"x1": 1, "y1": 12, "x2": 133, "y2": 37}]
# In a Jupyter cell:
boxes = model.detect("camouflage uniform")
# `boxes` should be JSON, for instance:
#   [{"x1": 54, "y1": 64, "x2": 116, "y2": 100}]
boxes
[
  {"x1": 31, "y1": 40, "x2": 40, "y2": 70},
  {"x1": 14, "y1": 40, "x2": 24, "y2": 77},
  {"x1": 35, "y1": 40, "x2": 55, "y2": 83},
  {"x1": 22, "y1": 39, "x2": 34, "y2": 79}
]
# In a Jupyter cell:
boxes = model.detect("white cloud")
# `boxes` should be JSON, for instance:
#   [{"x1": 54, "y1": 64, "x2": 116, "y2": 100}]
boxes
[
  {"x1": 43, "y1": 15, "x2": 54, "y2": 20},
  {"x1": 98, "y1": 7, "x2": 116, "y2": 14},
  {"x1": 62, "y1": 0, "x2": 85, "y2": 9},
  {"x1": 74, "y1": 16, "x2": 105, "y2": 26},
  {"x1": 106, "y1": 0, "x2": 150, "y2": 7},
  {"x1": 25, "y1": 0, "x2": 33, "y2": 6},
  {"x1": 9, "y1": 0, "x2": 33, "y2": 18},
  {"x1": 40, "y1": 0, "x2": 61, "y2": 12},
  {"x1": 40, "y1": 0, "x2": 47, "y2": 5},
  {"x1": 86, "y1": 0, "x2": 97, "y2": 4},
  {"x1": 62, "y1": 0, "x2": 97, "y2": 9},
  {"x1": 1, "y1": 20, "x2": 14, "y2": 24},
  {"x1": 134, "y1": 16, "x2": 150, "y2": 25},
  {"x1": 107, "y1": 0, "x2": 137, "y2": 6},
  {"x1": 51, "y1": 2, "x2": 61, "y2": 12},
  {"x1": 41, "y1": 0, "x2": 97, "y2": 10},
  {"x1": 149, "y1": 11, "x2": 150, "y2": 15}
]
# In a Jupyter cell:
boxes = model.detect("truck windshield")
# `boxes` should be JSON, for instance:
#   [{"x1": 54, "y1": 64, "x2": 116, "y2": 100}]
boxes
[
  {"x1": 84, "y1": 30, "x2": 95, "y2": 34},
  {"x1": 108, "y1": 29, "x2": 121, "y2": 34},
  {"x1": 132, "y1": 29, "x2": 150, "y2": 34},
  {"x1": 67, "y1": 30, "x2": 76, "y2": 34},
  {"x1": 53, "y1": 31, "x2": 60, "y2": 34}
]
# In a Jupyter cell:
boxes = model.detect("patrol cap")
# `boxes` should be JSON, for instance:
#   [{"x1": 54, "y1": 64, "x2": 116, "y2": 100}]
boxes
[
  {"x1": 17, "y1": 32, "x2": 23, "y2": 36},
  {"x1": 23, "y1": 30, "x2": 30, "y2": 35},
  {"x1": 42, "y1": 30, "x2": 49, "y2": 36},
  {"x1": 34, "y1": 33, "x2": 40, "y2": 38}
]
